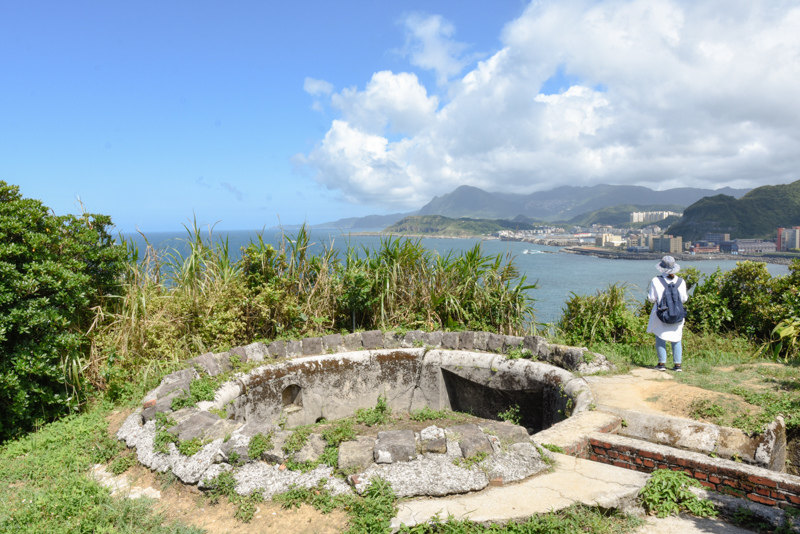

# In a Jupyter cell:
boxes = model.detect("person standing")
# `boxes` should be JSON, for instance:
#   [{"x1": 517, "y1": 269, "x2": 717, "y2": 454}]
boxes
[{"x1": 647, "y1": 256, "x2": 689, "y2": 371}]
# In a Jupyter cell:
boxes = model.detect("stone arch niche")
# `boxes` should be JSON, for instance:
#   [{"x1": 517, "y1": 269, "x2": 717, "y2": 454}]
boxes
[{"x1": 229, "y1": 349, "x2": 591, "y2": 432}]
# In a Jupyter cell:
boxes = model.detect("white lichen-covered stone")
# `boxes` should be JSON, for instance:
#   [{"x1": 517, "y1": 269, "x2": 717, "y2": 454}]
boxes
[{"x1": 234, "y1": 463, "x2": 350, "y2": 498}]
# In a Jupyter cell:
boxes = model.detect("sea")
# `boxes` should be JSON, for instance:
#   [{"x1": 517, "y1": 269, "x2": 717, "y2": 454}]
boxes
[{"x1": 124, "y1": 229, "x2": 791, "y2": 325}]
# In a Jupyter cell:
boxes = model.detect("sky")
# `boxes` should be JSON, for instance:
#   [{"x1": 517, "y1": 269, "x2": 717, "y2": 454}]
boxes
[{"x1": 2, "y1": 1, "x2": 799, "y2": 233}]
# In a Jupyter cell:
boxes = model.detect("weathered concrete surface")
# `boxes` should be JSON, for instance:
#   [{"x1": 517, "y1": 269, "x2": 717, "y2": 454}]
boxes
[
  {"x1": 91, "y1": 464, "x2": 162, "y2": 499},
  {"x1": 393, "y1": 453, "x2": 647, "y2": 528},
  {"x1": 374, "y1": 430, "x2": 416, "y2": 463}
]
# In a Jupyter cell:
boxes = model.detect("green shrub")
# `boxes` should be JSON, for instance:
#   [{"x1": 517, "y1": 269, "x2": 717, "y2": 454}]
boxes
[
  {"x1": 638, "y1": 469, "x2": 717, "y2": 518},
  {"x1": 355, "y1": 394, "x2": 392, "y2": 426},
  {"x1": 0, "y1": 181, "x2": 125, "y2": 441},
  {"x1": 558, "y1": 283, "x2": 647, "y2": 346},
  {"x1": 247, "y1": 431, "x2": 273, "y2": 459}
]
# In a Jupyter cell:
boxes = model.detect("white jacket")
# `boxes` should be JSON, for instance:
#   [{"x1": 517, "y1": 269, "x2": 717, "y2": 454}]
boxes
[{"x1": 646, "y1": 274, "x2": 689, "y2": 342}]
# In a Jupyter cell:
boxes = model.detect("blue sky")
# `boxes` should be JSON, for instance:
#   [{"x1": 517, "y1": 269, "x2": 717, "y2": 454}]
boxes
[{"x1": 2, "y1": 1, "x2": 799, "y2": 233}]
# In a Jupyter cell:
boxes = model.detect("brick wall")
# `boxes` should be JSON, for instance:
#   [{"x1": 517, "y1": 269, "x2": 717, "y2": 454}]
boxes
[{"x1": 589, "y1": 433, "x2": 800, "y2": 510}]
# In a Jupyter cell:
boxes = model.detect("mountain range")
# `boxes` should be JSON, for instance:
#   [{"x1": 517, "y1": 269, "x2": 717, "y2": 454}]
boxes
[{"x1": 311, "y1": 184, "x2": 751, "y2": 230}]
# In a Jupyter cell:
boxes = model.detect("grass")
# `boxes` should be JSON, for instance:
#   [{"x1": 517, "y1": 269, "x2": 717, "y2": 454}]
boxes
[
  {"x1": 355, "y1": 394, "x2": 392, "y2": 426},
  {"x1": 0, "y1": 404, "x2": 202, "y2": 534}
]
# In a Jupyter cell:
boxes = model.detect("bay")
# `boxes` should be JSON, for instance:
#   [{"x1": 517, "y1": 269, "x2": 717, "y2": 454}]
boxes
[{"x1": 123, "y1": 229, "x2": 790, "y2": 325}]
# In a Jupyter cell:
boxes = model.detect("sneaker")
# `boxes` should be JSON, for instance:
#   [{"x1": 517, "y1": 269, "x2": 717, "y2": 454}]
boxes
[
  {"x1": 654, "y1": 363, "x2": 666, "y2": 371},
  {"x1": 672, "y1": 365, "x2": 683, "y2": 372}
]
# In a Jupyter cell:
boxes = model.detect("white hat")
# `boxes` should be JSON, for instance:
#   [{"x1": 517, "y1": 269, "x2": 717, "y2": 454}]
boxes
[{"x1": 656, "y1": 255, "x2": 680, "y2": 275}]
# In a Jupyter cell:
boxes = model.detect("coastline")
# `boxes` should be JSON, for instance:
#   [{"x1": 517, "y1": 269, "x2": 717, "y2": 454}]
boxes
[
  {"x1": 352, "y1": 232, "x2": 499, "y2": 240},
  {"x1": 560, "y1": 246, "x2": 797, "y2": 265}
]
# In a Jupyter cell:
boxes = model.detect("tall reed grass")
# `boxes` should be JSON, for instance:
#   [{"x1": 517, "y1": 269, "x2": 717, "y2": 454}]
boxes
[{"x1": 90, "y1": 225, "x2": 535, "y2": 397}]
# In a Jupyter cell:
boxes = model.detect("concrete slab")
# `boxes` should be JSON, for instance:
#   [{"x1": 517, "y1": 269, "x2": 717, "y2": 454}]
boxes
[{"x1": 393, "y1": 452, "x2": 648, "y2": 528}]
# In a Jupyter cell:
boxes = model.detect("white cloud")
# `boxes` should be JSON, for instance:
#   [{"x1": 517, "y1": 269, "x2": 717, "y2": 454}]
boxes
[
  {"x1": 401, "y1": 13, "x2": 475, "y2": 85},
  {"x1": 302, "y1": 0, "x2": 800, "y2": 210},
  {"x1": 303, "y1": 77, "x2": 334, "y2": 96}
]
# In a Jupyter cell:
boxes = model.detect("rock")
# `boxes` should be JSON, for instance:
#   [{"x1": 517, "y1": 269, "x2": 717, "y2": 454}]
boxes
[
  {"x1": 343, "y1": 333, "x2": 362, "y2": 351},
  {"x1": 361, "y1": 330, "x2": 384, "y2": 350},
  {"x1": 262, "y1": 431, "x2": 291, "y2": 464},
  {"x1": 459, "y1": 433, "x2": 493, "y2": 459},
  {"x1": 229, "y1": 346, "x2": 248, "y2": 362},
  {"x1": 166, "y1": 411, "x2": 221, "y2": 442},
  {"x1": 523, "y1": 335, "x2": 548, "y2": 358},
  {"x1": 480, "y1": 421, "x2": 530, "y2": 445},
  {"x1": 142, "y1": 368, "x2": 195, "y2": 405},
  {"x1": 243, "y1": 342, "x2": 268, "y2": 362},
  {"x1": 268, "y1": 340, "x2": 287, "y2": 359},
  {"x1": 504, "y1": 335, "x2": 524, "y2": 352},
  {"x1": 338, "y1": 436, "x2": 376, "y2": 471},
  {"x1": 402, "y1": 330, "x2": 424, "y2": 348},
  {"x1": 187, "y1": 352, "x2": 223, "y2": 376},
  {"x1": 214, "y1": 352, "x2": 233, "y2": 372},
  {"x1": 322, "y1": 334, "x2": 343, "y2": 352},
  {"x1": 383, "y1": 331, "x2": 403, "y2": 349},
  {"x1": 459, "y1": 332, "x2": 475, "y2": 350},
  {"x1": 419, "y1": 425, "x2": 444, "y2": 441},
  {"x1": 293, "y1": 433, "x2": 326, "y2": 464},
  {"x1": 205, "y1": 419, "x2": 242, "y2": 441},
  {"x1": 142, "y1": 389, "x2": 185, "y2": 422},
  {"x1": 422, "y1": 331, "x2": 442, "y2": 348},
  {"x1": 286, "y1": 340, "x2": 303, "y2": 358},
  {"x1": 238, "y1": 421, "x2": 277, "y2": 438},
  {"x1": 487, "y1": 333, "x2": 505, "y2": 352},
  {"x1": 441, "y1": 331, "x2": 460, "y2": 349},
  {"x1": 422, "y1": 438, "x2": 447, "y2": 454},
  {"x1": 302, "y1": 337, "x2": 324, "y2": 356},
  {"x1": 374, "y1": 430, "x2": 416, "y2": 464},
  {"x1": 472, "y1": 331, "x2": 490, "y2": 351}
]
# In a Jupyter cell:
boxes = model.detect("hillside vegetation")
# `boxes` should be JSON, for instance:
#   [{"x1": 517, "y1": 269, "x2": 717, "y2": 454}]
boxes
[
  {"x1": 668, "y1": 179, "x2": 800, "y2": 241},
  {"x1": 383, "y1": 215, "x2": 536, "y2": 236}
]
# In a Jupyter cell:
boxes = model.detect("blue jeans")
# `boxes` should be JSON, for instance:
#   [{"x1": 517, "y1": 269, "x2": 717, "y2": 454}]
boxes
[{"x1": 655, "y1": 336, "x2": 682, "y2": 365}]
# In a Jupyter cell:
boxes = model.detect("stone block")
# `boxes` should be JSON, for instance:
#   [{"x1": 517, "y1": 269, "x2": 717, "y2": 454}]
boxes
[
  {"x1": 487, "y1": 333, "x2": 505, "y2": 353},
  {"x1": 343, "y1": 332, "x2": 362, "y2": 351},
  {"x1": 459, "y1": 433, "x2": 493, "y2": 459},
  {"x1": 205, "y1": 418, "x2": 242, "y2": 441},
  {"x1": 472, "y1": 331, "x2": 490, "y2": 351},
  {"x1": 214, "y1": 352, "x2": 233, "y2": 372},
  {"x1": 383, "y1": 331, "x2": 403, "y2": 349},
  {"x1": 229, "y1": 346, "x2": 248, "y2": 362},
  {"x1": 422, "y1": 438, "x2": 448, "y2": 454},
  {"x1": 402, "y1": 330, "x2": 424, "y2": 348},
  {"x1": 361, "y1": 330, "x2": 384, "y2": 350},
  {"x1": 338, "y1": 436, "x2": 376, "y2": 471},
  {"x1": 420, "y1": 425, "x2": 444, "y2": 441},
  {"x1": 238, "y1": 421, "x2": 277, "y2": 438},
  {"x1": 459, "y1": 332, "x2": 475, "y2": 351},
  {"x1": 143, "y1": 368, "x2": 195, "y2": 404},
  {"x1": 188, "y1": 352, "x2": 223, "y2": 376},
  {"x1": 167, "y1": 410, "x2": 221, "y2": 442},
  {"x1": 374, "y1": 430, "x2": 416, "y2": 464},
  {"x1": 441, "y1": 331, "x2": 460, "y2": 350},
  {"x1": 268, "y1": 340, "x2": 286, "y2": 359},
  {"x1": 480, "y1": 421, "x2": 530, "y2": 445},
  {"x1": 523, "y1": 336, "x2": 548, "y2": 358},
  {"x1": 286, "y1": 340, "x2": 302, "y2": 358},
  {"x1": 422, "y1": 331, "x2": 443, "y2": 348},
  {"x1": 262, "y1": 431, "x2": 291, "y2": 464},
  {"x1": 322, "y1": 334, "x2": 343, "y2": 353},
  {"x1": 504, "y1": 335, "x2": 524, "y2": 352},
  {"x1": 243, "y1": 342, "x2": 268, "y2": 362},
  {"x1": 142, "y1": 389, "x2": 184, "y2": 421},
  {"x1": 302, "y1": 336, "x2": 324, "y2": 356},
  {"x1": 446, "y1": 424, "x2": 483, "y2": 439},
  {"x1": 293, "y1": 433, "x2": 326, "y2": 464}
]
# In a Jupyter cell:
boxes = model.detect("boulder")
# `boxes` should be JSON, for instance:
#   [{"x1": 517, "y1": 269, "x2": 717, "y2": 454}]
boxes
[
  {"x1": 374, "y1": 430, "x2": 416, "y2": 464},
  {"x1": 338, "y1": 436, "x2": 376, "y2": 471},
  {"x1": 293, "y1": 433, "x2": 326, "y2": 464},
  {"x1": 480, "y1": 421, "x2": 530, "y2": 445}
]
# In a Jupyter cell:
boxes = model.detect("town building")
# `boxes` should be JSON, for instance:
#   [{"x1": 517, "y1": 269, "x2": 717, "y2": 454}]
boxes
[
  {"x1": 689, "y1": 241, "x2": 720, "y2": 254},
  {"x1": 630, "y1": 211, "x2": 682, "y2": 223},
  {"x1": 777, "y1": 227, "x2": 800, "y2": 252},
  {"x1": 719, "y1": 240, "x2": 777, "y2": 254},
  {"x1": 651, "y1": 235, "x2": 683, "y2": 254},
  {"x1": 595, "y1": 233, "x2": 625, "y2": 247},
  {"x1": 703, "y1": 233, "x2": 731, "y2": 244}
]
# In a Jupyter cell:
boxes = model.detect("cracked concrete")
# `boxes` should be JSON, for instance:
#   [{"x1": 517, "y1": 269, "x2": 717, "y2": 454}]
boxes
[{"x1": 392, "y1": 452, "x2": 648, "y2": 528}]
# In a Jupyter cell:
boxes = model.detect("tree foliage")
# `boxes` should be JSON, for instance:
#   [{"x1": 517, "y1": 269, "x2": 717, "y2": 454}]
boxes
[{"x1": 0, "y1": 181, "x2": 125, "y2": 441}]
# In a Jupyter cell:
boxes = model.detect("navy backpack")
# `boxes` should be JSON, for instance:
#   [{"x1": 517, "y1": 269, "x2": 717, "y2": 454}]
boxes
[{"x1": 656, "y1": 277, "x2": 687, "y2": 324}]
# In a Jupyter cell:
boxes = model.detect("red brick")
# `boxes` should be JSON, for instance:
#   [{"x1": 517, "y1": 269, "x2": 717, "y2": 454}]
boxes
[
  {"x1": 770, "y1": 490, "x2": 785, "y2": 500},
  {"x1": 634, "y1": 457, "x2": 643, "y2": 465},
  {"x1": 748, "y1": 493, "x2": 777, "y2": 506},
  {"x1": 608, "y1": 451, "x2": 619, "y2": 459},
  {"x1": 720, "y1": 487, "x2": 746, "y2": 498},
  {"x1": 590, "y1": 455, "x2": 598, "y2": 462},
  {"x1": 721, "y1": 479, "x2": 739, "y2": 489},
  {"x1": 643, "y1": 459, "x2": 655, "y2": 468},
  {"x1": 700, "y1": 481, "x2": 716, "y2": 489},
  {"x1": 709, "y1": 476, "x2": 721, "y2": 484},
  {"x1": 677, "y1": 458, "x2": 690, "y2": 467},
  {"x1": 747, "y1": 475, "x2": 778, "y2": 488},
  {"x1": 787, "y1": 494, "x2": 800, "y2": 505},
  {"x1": 640, "y1": 450, "x2": 656, "y2": 459},
  {"x1": 489, "y1": 477, "x2": 504, "y2": 487},
  {"x1": 694, "y1": 472, "x2": 707, "y2": 480},
  {"x1": 613, "y1": 461, "x2": 627, "y2": 468},
  {"x1": 756, "y1": 487, "x2": 770, "y2": 496},
  {"x1": 657, "y1": 465, "x2": 669, "y2": 470}
]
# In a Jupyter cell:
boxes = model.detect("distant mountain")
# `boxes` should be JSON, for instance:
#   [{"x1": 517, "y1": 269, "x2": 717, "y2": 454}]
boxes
[
  {"x1": 416, "y1": 184, "x2": 751, "y2": 221},
  {"x1": 383, "y1": 215, "x2": 536, "y2": 236},
  {"x1": 313, "y1": 212, "x2": 411, "y2": 230},
  {"x1": 667, "y1": 179, "x2": 800, "y2": 241},
  {"x1": 562, "y1": 204, "x2": 686, "y2": 227}
]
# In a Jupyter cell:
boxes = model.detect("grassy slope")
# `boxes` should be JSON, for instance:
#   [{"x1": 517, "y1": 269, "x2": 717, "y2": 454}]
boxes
[{"x1": 383, "y1": 215, "x2": 536, "y2": 236}]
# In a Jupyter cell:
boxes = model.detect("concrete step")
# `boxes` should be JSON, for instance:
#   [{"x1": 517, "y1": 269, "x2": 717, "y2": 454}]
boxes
[{"x1": 392, "y1": 452, "x2": 648, "y2": 529}]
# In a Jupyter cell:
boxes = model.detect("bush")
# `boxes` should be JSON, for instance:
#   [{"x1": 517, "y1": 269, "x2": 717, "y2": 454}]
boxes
[
  {"x1": 558, "y1": 284, "x2": 647, "y2": 346},
  {"x1": 0, "y1": 182, "x2": 125, "y2": 441}
]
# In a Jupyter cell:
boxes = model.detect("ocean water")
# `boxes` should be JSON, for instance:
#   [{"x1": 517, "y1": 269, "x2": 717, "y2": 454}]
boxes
[{"x1": 124, "y1": 229, "x2": 791, "y2": 325}]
